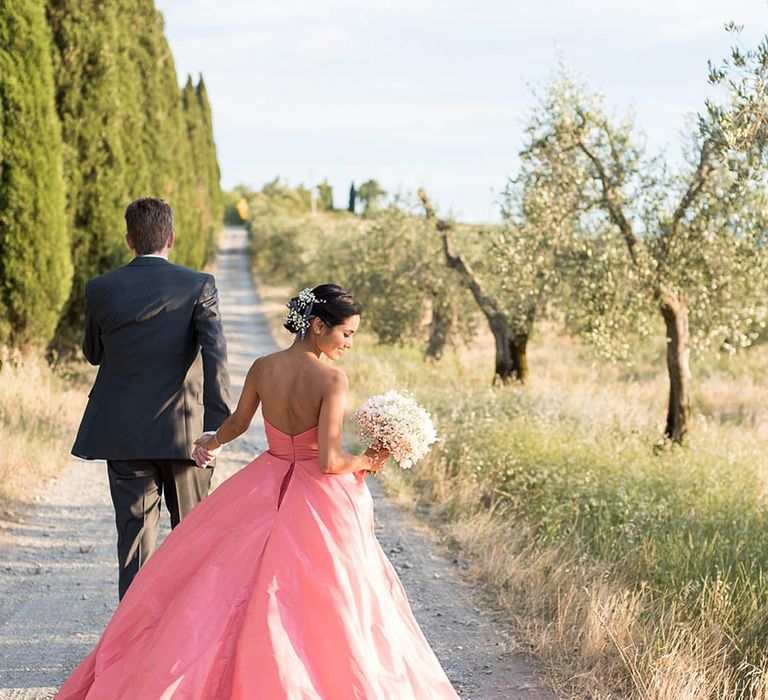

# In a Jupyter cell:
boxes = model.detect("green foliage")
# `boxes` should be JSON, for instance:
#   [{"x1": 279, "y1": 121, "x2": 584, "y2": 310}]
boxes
[
  {"x1": 247, "y1": 192, "x2": 476, "y2": 354},
  {"x1": 344, "y1": 208, "x2": 435, "y2": 344},
  {"x1": 0, "y1": 0, "x2": 72, "y2": 348},
  {"x1": 37, "y1": 0, "x2": 222, "y2": 350},
  {"x1": 89, "y1": 0, "x2": 211, "y2": 273},
  {"x1": 137, "y1": 7, "x2": 200, "y2": 268},
  {"x1": 488, "y1": 119, "x2": 609, "y2": 345},
  {"x1": 518, "y1": 61, "x2": 768, "y2": 361},
  {"x1": 194, "y1": 77, "x2": 222, "y2": 231},
  {"x1": 183, "y1": 74, "x2": 223, "y2": 261},
  {"x1": 249, "y1": 216, "x2": 312, "y2": 285},
  {"x1": 316, "y1": 179, "x2": 333, "y2": 211},
  {"x1": 253, "y1": 177, "x2": 312, "y2": 218},
  {"x1": 46, "y1": 0, "x2": 131, "y2": 347},
  {"x1": 244, "y1": 180, "x2": 316, "y2": 284},
  {"x1": 347, "y1": 182, "x2": 356, "y2": 213},
  {"x1": 223, "y1": 186, "x2": 249, "y2": 224},
  {"x1": 357, "y1": 179, "x2": 387, "y2": 216},
  {"x1": 345, "y1": 207, "x2": 476, "y2": 349}
]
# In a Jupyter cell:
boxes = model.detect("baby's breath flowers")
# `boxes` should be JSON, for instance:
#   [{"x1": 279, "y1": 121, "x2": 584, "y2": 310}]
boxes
[
  {"x1": 284, "y1": 288, "x2": 325, "y2": 339},
  {"x1": 353, "y1": 391, "x2": 437, "y2": 469}
]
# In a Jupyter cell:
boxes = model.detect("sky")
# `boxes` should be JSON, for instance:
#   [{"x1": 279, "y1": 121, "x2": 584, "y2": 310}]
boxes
[{"x1": 156, "y1": 0, "x2": 768, "y2": 223}]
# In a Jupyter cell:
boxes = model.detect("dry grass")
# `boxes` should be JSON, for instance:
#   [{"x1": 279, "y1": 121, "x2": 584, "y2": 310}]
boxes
[
  {"x1": 350, "y1": 334, "x2": 768, "y2": 698},
  {"x1": 0, "y1": 349, "x2": 91, "y2": 517},
  {"x1": 434, "y1": 501, "x2": 768, "y2": 699},
  {"x1": 463, "y1": 318, "x2": 768, "y2": 442}
]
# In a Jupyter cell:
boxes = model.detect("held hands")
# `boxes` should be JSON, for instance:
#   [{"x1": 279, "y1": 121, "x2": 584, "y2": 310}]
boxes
[{"x1": 193, "y1": 430, "x2": 223, "y2": 468}]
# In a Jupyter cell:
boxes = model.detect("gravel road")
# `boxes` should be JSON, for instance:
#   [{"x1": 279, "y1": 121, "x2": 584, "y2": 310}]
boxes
[{"x1": 0, "y1": 226, "x2": 556, "y2": 700}]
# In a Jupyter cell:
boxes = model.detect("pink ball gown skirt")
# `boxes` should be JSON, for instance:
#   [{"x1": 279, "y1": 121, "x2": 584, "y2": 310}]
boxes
[{"x1": 56, "y1": 421, "x2": 460, "y2": 699}]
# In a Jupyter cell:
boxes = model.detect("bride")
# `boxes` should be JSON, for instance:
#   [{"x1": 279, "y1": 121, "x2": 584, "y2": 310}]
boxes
[{"x1": 56, "y1": 283, "x2": 460, "y2": 699}]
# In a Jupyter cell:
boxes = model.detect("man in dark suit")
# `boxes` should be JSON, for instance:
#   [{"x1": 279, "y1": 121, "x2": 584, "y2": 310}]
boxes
[{"x1": 73, "y1": 197, "x2": 231, "y2": 599}]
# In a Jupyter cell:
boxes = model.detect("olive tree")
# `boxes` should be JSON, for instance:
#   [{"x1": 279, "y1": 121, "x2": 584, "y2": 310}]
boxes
[
  {"x1": 521, "y1": 36, "x2": 768, "y2": 442},
  {"x1": 419, "y1": 183, "x2": 572, "y2": 384},
  {"x1": 357, "y1": 179, "x2": 387, "y2": 216},
  {"x1": 344, "y1": 204, "x2": 474, "y2": 359}
]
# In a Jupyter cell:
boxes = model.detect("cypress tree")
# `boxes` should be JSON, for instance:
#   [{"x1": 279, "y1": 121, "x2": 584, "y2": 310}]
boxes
[
  {"x1": 182, "y1": 74, "x2": 222, "y2": 262},
  {"x1": 144, "y1": 5, "x2": 200, "y2": 267},
  {"x1": 348, "y1": 182, "x2": 356, "y2": 213},
  {"x1": 195, "y1": 77, "x2": 222, "y2": 254},
  {"x1": 46, "y1": 0, "x2": 130, "y2": 347},
  {"x1": 105, "y1": 1, "x2": 221, "y2": 270},
  {"x1": 111, "y1": 0, "x2": 199, "y2": 268},
  {"x1": 112, "y1": 0, "x2": 154, "y2": 198},
  {"x1": 181, "y1": 75, "x2": 208, "y2": 264},
  {"x1": 0, "y1": 0, "x2": 72, "y2": 348}
]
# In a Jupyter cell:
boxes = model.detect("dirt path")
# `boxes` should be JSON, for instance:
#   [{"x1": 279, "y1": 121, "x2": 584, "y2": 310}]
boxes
[{"x1": 0, "y1": 227, "x2": 555, "y2": 700}]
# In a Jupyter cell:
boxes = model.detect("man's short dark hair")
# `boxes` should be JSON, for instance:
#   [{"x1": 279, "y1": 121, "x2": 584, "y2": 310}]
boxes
[{"x1": 125, "y1": 198, "x2": 174, "y2": 255}]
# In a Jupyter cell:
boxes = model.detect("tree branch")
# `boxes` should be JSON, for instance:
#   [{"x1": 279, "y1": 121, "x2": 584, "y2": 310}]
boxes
[
  {"x1": 417, "y1": 187, "x2": 437, "y2": 221},
  {"x1": 668, "y1": 141, "x2": 713, "y2": 238},
  {"x1": 440, "y1": 231, "x2": 501, "y2": 322},
  {"x1": 418, "y1": 188, "x2": 501, "y2": 322},
  {"x1": 576, "y1": 139, "x2": 640, "y2": 266}
]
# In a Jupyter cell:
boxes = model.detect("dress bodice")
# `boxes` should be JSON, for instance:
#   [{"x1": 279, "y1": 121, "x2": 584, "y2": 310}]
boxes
[{"x1": 264, "y1": 419, "x2": 319, "y2": 461}]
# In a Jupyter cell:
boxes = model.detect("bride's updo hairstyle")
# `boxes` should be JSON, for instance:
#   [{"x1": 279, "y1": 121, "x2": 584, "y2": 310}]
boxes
[{"x1": 283, "y1": 284, "x2": 363, "y2": 336}]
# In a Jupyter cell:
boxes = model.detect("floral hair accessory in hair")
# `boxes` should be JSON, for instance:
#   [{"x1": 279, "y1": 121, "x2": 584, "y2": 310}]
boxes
[{"x1": 285, "y1": 288, "x2": 325, "y2": 339}]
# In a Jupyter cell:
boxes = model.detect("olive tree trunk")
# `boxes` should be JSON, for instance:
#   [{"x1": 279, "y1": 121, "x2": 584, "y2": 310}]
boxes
[
  {"x1": 509, "y1": 334, "x2": 529, "y2": 383},
  {"x1": 490, "y1": 316, "x2": 529, "y2": 384},
  {"x1": 440, "y1": 243, "x2": 530, "y2": 385},
  {"x1": 418, "y1": 187, "x2": 532, "y2": 384},
  {"x1": 660, "y1": 290, "x2": 692, "y2": 442},
  {"x1": 425, "y1": 296, "x2": 449, "y2": 360}
]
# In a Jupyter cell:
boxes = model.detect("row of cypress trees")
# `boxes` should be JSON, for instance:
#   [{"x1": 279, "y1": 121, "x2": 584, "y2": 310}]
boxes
[{"x1": 0, "y1": 0, "x2": 222, "y2": 350}]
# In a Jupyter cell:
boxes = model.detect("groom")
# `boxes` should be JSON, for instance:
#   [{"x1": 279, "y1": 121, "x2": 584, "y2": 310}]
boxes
[{"x1": 72, "y1": 197, "x2": 231, "y2": 599}]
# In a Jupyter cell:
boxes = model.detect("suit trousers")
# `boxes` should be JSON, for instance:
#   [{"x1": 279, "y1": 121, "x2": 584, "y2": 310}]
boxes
[{"x1": 107, "y1": 459, "x2": 214, "y2": 599}]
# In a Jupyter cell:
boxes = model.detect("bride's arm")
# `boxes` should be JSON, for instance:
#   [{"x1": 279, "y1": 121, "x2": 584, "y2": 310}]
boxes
[
  {"x1": 196, "y1": 360, "x2": 261, "y2": 450},
  {"x1": 318, "y1": 370, "x2": 387, "y2": 475}
]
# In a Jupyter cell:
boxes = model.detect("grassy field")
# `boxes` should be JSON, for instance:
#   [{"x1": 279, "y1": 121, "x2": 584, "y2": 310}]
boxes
[
  {"x1": 349, "y1": 334, "x2": 768, "y2": 699},
  {"x1": 0, "y1": 350, "x2": 91, "y2": 517},
  {"x1": 255, "y1": 258, "x2": 768, "y2": 699}
]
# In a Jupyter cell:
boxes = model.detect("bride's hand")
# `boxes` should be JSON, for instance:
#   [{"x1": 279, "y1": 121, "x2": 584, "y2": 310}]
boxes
[
  {"x1": 194, "y1": 431, "x2": 219, "y2": 450},
  {"x1": 193, "y1": 431, "x2": 222, "y2": 468},
  {"x1": 364, "y1": 446, "x2": 389, "y2": 472}
]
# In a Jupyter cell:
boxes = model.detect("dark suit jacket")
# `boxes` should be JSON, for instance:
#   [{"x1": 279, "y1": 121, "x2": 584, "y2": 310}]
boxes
[{"x1": 72, "y1": 256, "x2": 231, "y2": 461}]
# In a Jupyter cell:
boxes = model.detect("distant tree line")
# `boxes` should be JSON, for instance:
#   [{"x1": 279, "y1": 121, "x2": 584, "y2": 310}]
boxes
[
  {"x1": 229, "y1": 176, "x2": 389, "y2": 222},
  {"x1": 0, "y1": 0, "x2": 222, "y2": 351}
]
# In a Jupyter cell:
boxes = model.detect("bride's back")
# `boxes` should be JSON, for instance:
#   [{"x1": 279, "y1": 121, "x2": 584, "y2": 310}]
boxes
[{"x1": 254, "y1": 350, "x2": 333, "y2": 435}]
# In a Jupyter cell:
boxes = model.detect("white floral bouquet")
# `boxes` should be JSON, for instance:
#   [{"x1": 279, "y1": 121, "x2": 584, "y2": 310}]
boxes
[{"x1": 353, "y1": 390, "x2": 437, "y2": 469}]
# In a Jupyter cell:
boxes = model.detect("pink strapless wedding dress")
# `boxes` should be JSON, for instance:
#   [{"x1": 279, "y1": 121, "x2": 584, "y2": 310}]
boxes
[{"x1": 56, "y1": 420, "x2": 460, "y2": 699}]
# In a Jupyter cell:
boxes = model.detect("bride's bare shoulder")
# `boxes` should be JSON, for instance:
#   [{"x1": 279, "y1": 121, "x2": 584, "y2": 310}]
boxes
[
  {"x1": 318, "y1": 364, "x2": 348, "y2": 392},
  {"x1": 245, "y1": 351, "x2": 281, "y2": 378},
  {"x1": 246, "y1": 351, "x2": 347, "y2": 393}
]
